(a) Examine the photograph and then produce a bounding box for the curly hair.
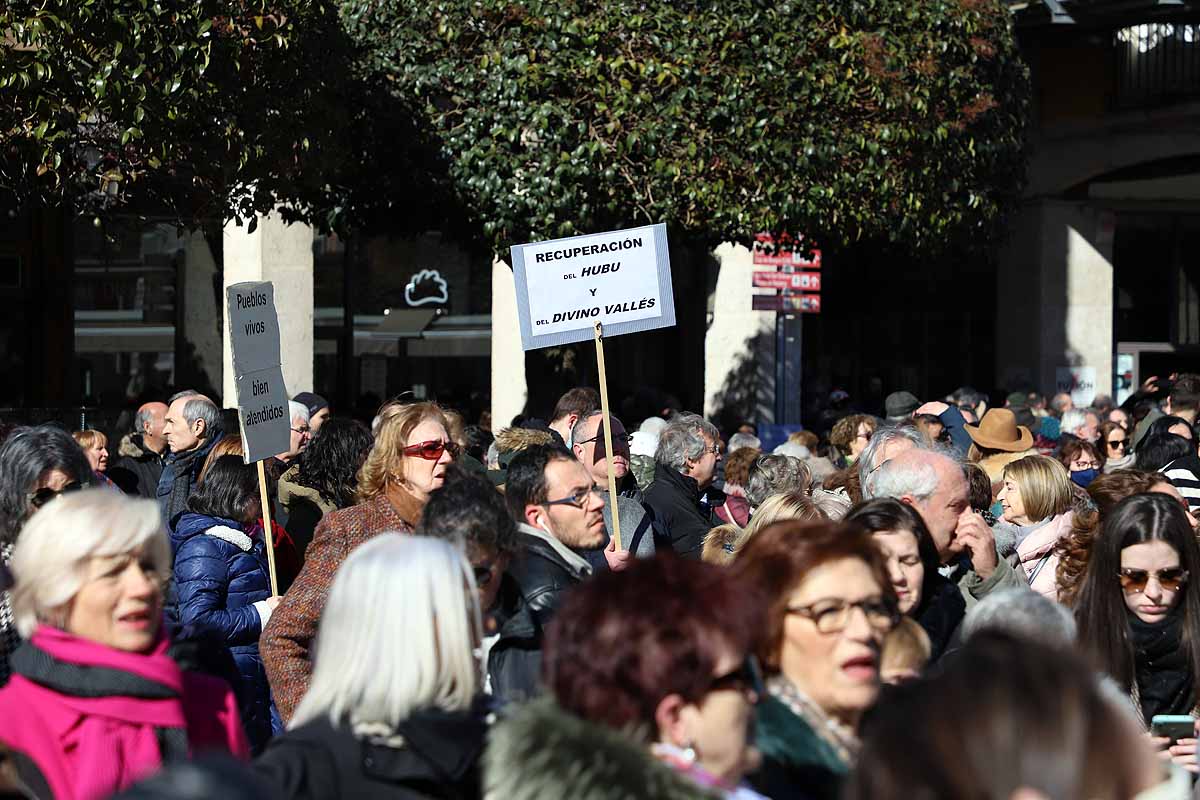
[1055,437,1102,473]
[357,402,448,502]
[296,417,374,509]
[723,446,760,489]
[1054,469,1167,607]
[830,414,876,458]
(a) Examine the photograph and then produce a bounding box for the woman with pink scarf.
[0,489,248,799]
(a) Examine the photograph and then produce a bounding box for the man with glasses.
[275,401,312,465]
[642,412,722,560]
[505,443,606,626]
[570,410,661,569]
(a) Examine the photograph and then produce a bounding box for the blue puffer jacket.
[170,511,275,753]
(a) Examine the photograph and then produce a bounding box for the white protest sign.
[227,282,290,463]
[510,223,675,350]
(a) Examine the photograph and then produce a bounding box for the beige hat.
[965,408,1033,452]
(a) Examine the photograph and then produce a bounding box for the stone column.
[995,200,1114,399]
[490,257,527,429]
[704,242,775,422]
[222,215,314,407]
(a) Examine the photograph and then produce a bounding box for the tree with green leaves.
[1,0,444,233]
[342,0,1029,255]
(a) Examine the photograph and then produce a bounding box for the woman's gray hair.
[727,432,761,453]
[291,534,481,732]
[961,587,1077,648]
[654,413,719,473]
[0,425,94,545]
[1060,408,1088,436]
[857,422,927,489]
[746,454,812,507]
[11,489,170,637]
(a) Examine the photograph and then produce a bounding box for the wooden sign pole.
[593,322,622,551]
[256,459,280,597]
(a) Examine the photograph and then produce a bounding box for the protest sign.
[510,223,675,351]
[226,281,288,595]
[511,224,678,548]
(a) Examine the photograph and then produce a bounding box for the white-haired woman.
[255,534,489,799]
[0,490,249,799]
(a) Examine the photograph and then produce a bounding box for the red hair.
[543,554,764,738]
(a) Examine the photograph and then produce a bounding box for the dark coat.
[107,433,167,499]
[641,462,717,559]
[254,702,490,800]
[752,695,846,800]
[156,434,221,532]
[506,528,589,629]
[485,574,542,705]
[170,511,274,753]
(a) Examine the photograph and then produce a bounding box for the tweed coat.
[261,487,424,721]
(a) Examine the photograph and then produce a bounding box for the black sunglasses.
[29,482,83,509]
[705,655,765,698]
[1107,439,1127,450]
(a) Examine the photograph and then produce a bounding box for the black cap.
[292,392,329,418]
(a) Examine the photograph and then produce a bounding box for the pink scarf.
[0,626,235,799]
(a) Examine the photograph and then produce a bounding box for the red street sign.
[752,294,821,313]
[752,249,822,268]
[752,271,821,291]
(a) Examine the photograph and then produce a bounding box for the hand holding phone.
[1152,715,1196,744]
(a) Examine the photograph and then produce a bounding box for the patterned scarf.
[766,674,860,765]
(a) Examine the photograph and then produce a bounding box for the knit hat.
[292,392,329,418]
[885,391,921,421]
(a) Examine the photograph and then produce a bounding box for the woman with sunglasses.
[1076,493,1200,771]
[0,425,94,683]
[1103,421,1136,473]
[487,555,768,799]
[262,401,457,723]
[731,520,900,800]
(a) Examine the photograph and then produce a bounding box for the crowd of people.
[0,376,1199,798]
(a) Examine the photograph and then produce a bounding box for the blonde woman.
[256,535,488,799]
[262,401,457,721]
[997,455,1075,599]
[71,429,110,475]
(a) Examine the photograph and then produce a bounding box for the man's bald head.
[134,401,169,454]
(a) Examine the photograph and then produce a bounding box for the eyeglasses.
[1071,461,1101,471]
[402,439,462,461]
[28,482,83,509]
[705,655,765,698]
[543,486,603,509]
[1119,567,1190,594]
[1107,439,1127,450]
[787,596,900,634]
[291,426,311,436]
[703,442,720,455]
[575,432,634,446]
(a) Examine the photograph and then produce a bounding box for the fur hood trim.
[484,697,718,800]
[494,426,555,454]
[118,433,146,459]
[204,525,253,552]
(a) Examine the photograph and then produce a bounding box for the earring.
[680,741,697,765]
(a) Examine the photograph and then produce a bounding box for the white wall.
[490,258,527,428]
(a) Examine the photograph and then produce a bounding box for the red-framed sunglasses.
[402,439,462,461]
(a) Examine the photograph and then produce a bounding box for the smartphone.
[1151,714,1196,743]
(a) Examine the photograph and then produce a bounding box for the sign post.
[512,223,676,552]
[226,281,291,596]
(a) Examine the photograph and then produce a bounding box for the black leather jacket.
[507,528,589,629]
[641,462,718,559]
[486,574,543,705]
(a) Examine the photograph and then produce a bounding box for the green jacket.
[752,695,847,800]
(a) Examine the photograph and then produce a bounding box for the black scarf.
[1129,610,1195,723]
[10,642,190,762]
[916,574,967,661]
